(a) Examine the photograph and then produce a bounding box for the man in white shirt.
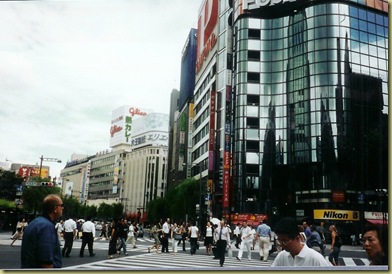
[79,217,96,257]
[236,221,252,261]
[214,220,231,267]
[161,218,170,253]
[271,217,331,267]
[62,216,77,257]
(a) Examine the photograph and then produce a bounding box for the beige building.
[121,145,168,214]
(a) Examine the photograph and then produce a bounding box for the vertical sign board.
[223,84,232,209]
[209,90,216,172]
[188,104,195,178]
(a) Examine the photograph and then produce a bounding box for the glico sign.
[243,0,295,10]
[196,0,218,74]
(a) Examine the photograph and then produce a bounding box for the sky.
[0,0,202,178]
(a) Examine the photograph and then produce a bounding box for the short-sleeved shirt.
[21,216,62,268]
[63,219,77,233]
[272,244,331,267]
[256,223,271,237]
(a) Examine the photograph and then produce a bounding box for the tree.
[0,170,23,201]
[146,178,199,223]
[22,185,61,217]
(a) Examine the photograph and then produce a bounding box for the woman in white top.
[171,223,182,255]
[204,222,214,255]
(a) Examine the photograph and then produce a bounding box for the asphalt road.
[0,231,369,270]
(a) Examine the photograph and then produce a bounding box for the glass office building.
[228,0,388,231]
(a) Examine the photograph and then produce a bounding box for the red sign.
[332,190,346,203]
[196,0,218,73]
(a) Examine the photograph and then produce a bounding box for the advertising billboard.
[179,28,197,110]
[18,166,49,181]
[196,0,219,76]
[127,112,169,149]
[109,105,150,148]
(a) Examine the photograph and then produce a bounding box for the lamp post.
[39,155,62,179]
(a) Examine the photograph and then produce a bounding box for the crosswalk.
[63,251,272,269]
[63,237,370,269]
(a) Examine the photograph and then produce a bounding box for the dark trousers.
[161,233,169,252]
[235,235,241,247]
[62,232,74,256]
[80,232,94,256]
[189,237,198,254]
[216,239,227,266]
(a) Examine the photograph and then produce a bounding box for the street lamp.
[39,155,62,179]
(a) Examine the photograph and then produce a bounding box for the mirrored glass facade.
[230,1,388,228]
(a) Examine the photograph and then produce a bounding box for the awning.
[366,219,388,225]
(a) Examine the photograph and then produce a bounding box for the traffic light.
[41,182,50,186]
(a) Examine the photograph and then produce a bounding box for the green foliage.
[146,178,199,223]
[0,198,15,208]
[22,186,62,216]
[112,203,124,220]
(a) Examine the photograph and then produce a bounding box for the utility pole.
[38,155,62,179]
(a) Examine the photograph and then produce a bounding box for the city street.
[0,231,383,270]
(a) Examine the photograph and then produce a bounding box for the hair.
[42,194,61,215]
[329,224,338,234]
[274,217,300,239]
[363,224,388,265]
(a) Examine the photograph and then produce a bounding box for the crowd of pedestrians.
[13,194,388,268]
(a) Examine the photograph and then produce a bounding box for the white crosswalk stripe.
[63,252,272,269]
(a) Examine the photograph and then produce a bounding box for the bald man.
[21,194,64,268]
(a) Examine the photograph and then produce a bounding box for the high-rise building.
[179,0,388,232]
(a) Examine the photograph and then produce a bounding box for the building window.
[248,29,261,39]
[248,50,260,61]
[247,95,260,105]
[247,72,260,83]
[246,117,259,129]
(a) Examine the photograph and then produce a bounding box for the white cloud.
[0,0,201,177]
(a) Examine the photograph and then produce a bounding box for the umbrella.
[210,218,220,225]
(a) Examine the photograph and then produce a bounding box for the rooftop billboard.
[109,106,168,149]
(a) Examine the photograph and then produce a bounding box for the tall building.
[176,0,388,232]
[227,0,388,231]
[168,29,198,190]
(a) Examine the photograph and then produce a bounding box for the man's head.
[242,221,248,227]
[220,220,225,227]
[274,217,303,256]
[42,194,63,221]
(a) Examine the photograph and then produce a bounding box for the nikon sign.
[314,209,360,221]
